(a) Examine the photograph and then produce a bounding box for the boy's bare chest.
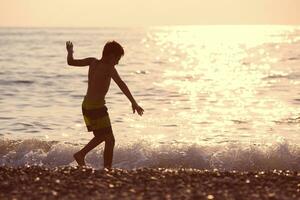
[88,67,111,84]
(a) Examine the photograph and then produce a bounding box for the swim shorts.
[82,96,112,134]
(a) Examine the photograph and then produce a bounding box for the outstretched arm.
[66,41,96,67]
[111,67,144,116]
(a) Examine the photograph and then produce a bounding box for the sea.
[0,26,299,170]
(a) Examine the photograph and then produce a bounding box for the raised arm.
[111,67,144,116]
[66,41,96,67]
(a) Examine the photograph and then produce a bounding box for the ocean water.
[0,26,300,170]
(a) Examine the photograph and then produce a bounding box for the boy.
[66,41,144,169]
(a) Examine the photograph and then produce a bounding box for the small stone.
[51,190,58,196]
[2,181,10,189]
[129,188,136,193]
[207,194,214,199]
[268,193,275,197]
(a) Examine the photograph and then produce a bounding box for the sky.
[0,0,299,27]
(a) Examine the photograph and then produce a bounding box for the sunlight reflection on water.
[0,26,300,146]
[147,26,300,145]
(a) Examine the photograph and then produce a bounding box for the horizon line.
[0,24,300,29]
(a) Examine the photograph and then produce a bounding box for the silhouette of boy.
[66,41,144,169]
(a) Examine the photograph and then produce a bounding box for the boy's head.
[102,41,124,66]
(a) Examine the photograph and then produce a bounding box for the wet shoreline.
[0,166,299,199]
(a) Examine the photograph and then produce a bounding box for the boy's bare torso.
[86,60,112,101]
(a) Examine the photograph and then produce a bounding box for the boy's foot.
[73,152,86,166]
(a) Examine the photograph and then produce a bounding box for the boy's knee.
[94,135,103,142]
[93,132,105,141]
[93,130,106,139]
[105,134,115,146]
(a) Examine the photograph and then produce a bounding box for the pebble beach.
[0,166,299,200]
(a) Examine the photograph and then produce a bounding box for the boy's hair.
[102,41,124,58]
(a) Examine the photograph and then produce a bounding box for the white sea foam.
[0,139,299,171]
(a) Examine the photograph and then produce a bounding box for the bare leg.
[74,132,106,166]
[103,133,115,169]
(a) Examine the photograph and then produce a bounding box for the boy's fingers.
[138,109,143,116]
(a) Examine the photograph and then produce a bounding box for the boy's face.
[108,54,121,66]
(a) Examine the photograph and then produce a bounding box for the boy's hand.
[66,41,74,53]
[132,103,144,116]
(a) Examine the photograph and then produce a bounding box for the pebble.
[0,166,299,199]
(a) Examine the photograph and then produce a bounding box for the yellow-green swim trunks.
[82,96,112,134]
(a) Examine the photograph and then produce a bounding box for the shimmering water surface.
[0,26,300,169]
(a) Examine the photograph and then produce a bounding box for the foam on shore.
[1,138,299,170]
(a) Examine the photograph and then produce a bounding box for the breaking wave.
[0,138,299,171]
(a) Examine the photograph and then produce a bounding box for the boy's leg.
[74,131,106,166]
[103,133,115,169]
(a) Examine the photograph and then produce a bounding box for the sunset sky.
[0,0,299,27]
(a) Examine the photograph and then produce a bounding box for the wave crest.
[0,138,299,170]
